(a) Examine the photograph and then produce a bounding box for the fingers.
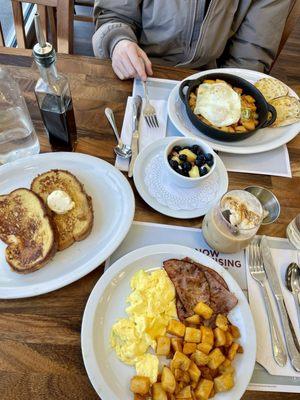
[138,49,153,77]
[127,46,148,81]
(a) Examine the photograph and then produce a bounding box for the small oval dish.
[164,137,216,188]
[178,72,277,142]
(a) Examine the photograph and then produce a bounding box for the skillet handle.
[261,103,277,128]
[179,80,193,102]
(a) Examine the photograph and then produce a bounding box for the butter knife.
[261,235,300,371]
[128,96,142,178]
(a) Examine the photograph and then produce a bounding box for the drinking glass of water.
[287,214,300,251]
[0,68,40,164]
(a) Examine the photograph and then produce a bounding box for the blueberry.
[182,161,192,171]
[173,145,182,153]
[179,154,187,162]
[169,160,178,169]
[183,145,192,150]
[195,154,206,167]
[200,166,208,176]
[181,170,190,177]
[206,159,214,167]
[196,147,204,156]
[205,153,213,162]
[167,154,172,161]
[191,145,200,154]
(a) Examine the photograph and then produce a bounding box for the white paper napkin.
[246,246,300,377]
[220,145,292,178]
[115,96,168,171]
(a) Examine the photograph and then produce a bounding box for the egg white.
[194,82,241,127]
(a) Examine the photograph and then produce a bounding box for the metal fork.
[248,239,287,367]
[142,81,159,128]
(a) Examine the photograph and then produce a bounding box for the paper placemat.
[105,221,300,393]
[131,78,292,178]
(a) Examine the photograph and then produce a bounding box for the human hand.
[112,40,153,81]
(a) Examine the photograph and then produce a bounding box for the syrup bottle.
[33,13,77,151]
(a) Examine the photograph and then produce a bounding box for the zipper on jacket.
[177,0,217,66]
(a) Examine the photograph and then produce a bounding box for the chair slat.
[0,22,4,47]
[11,0,27,48]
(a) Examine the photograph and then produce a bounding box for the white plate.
[133,137,228,218]
[168,67,300,154]
[81,244,256,400]
[0,152,135,299]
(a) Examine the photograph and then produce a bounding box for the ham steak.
[163,258,238,322]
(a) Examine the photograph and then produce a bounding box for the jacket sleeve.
[221,0,291,72]
[92,0,142,59]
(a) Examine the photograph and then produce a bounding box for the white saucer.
[133,137,228,218]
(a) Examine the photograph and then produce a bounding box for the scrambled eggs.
[110,269,176,383]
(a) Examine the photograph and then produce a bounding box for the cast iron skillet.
[178,73,277,142]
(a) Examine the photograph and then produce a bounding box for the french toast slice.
[31,170,93,250]
[0,188,57,273]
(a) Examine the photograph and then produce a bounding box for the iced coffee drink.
[202,190,263,253]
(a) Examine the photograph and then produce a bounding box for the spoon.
[105,108,132,159]
[285,262,300,328]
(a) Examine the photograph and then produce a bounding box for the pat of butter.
[47,190,74,214]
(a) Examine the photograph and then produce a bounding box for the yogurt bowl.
[164,137,216,188]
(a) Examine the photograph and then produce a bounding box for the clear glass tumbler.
[202,189,263,253]
[0,68,40,164]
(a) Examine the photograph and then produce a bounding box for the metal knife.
[128,95,142,178]
[261,235,300,371]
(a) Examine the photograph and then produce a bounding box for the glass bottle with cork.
[33,13,77,151]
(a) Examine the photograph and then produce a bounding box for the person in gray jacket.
[92,0,291,81]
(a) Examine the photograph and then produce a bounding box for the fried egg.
[194,82,241,127]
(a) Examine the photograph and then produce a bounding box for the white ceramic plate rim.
[167,67,300,154]
[0,152,135,298]
[81,244,256,400]
[133,137,228,218]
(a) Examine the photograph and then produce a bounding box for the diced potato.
[191,350,209,367]
[161,366,176,394]
[171,338,183,353]
[191,380,198,390]
[237,344,244,354]
[244,94,256,103]
[193,302,213,320]
[218,359,235,375]
[174,369,190,384]
[215,314,229,331]
[229,325,241,339]
[214,373,234,393]
[185,327,201,343]
[172,351,191,371]
[207,348,225,370]
[175,382,185,395]
[152,382,168,400]
[196,343,212,355]
[130,376,150,395]
[235,125,247,132]
[214,327,226,347]
[176,385,192,399]
[183,342,197,355]
[167,320,186,337]
[179,149,197,162]
[156,336,171,356]
[227,342,239,361]
[194,378,214,400]
[208,387,215,399]
[134,394,145,400]
[225,331,233,347]
[185,315,201,324]
[242,120,255,131]
[188,361,201,383]
[200,326,214,346]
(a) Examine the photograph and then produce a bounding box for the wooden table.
[0,48,299,400]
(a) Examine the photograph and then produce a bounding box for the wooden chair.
[74,0,93,23]
[0,22,4,46]
[11,0,73,53]
[271,0,300,70]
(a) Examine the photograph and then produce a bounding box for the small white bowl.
[164,137,216,188]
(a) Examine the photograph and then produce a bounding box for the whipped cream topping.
[221,195,261,230]
[47,190,74,214]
